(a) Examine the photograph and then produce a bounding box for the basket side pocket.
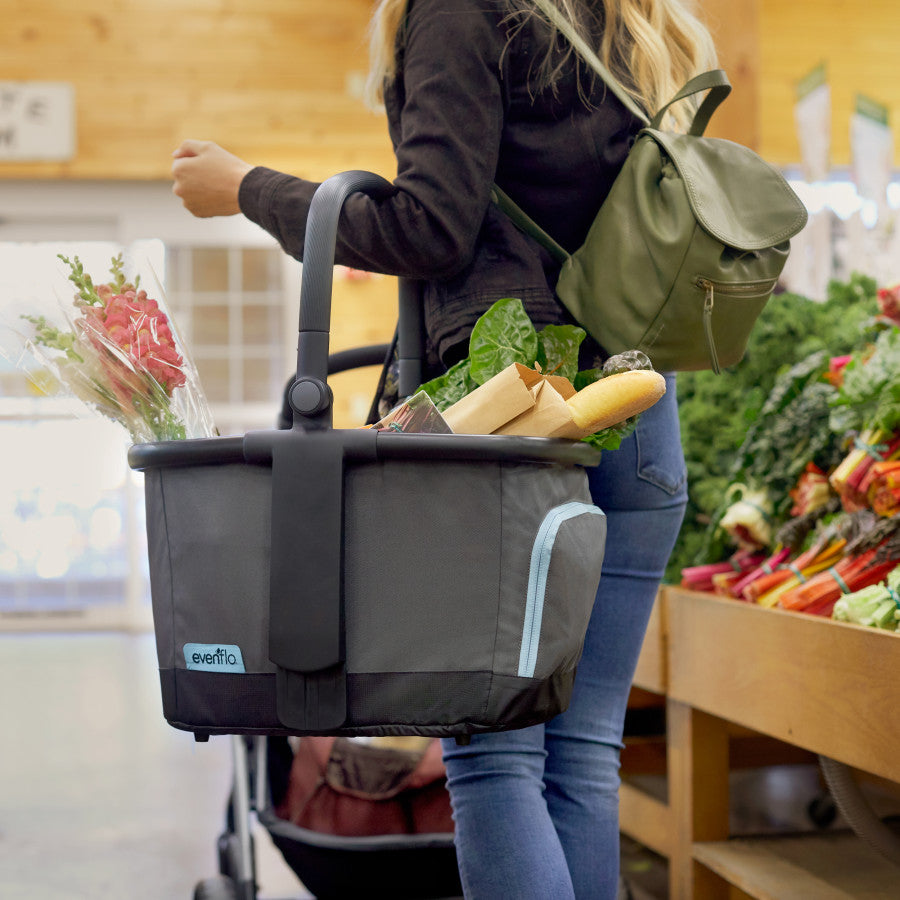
[517,502,606,678]
[493,466,605,680]
[160,465,274,675]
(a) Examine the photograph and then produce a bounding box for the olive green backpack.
[493,3,808,373]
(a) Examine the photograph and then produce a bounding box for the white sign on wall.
[0,82,76,162]
[794,63,830,183]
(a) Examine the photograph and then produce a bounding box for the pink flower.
[29,252,206,442]
[824,354,852,388]
[81,285,186,396]
[146,344,187,391]
[877,285,900,325]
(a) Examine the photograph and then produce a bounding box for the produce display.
[680,281,900,632]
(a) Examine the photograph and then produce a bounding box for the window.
[0,183,298,630]
[165,245,294,435]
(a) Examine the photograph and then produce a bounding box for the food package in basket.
[442,361,666,440]
[5,249,216,443]
[416,297,666,443]
[373,390,453,434]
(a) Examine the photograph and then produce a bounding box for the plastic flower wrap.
[15,252,215,443]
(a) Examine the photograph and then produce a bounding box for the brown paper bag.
[441,363,538,435]
[442,363,591,439]
[494,374,586,440]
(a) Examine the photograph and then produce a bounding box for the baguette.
[566,369,666,433]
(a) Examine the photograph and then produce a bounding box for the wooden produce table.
[620,586,900,899]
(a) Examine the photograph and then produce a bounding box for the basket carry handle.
[271,170,396,732]
[290,170,399,431]
[269,429,352,732]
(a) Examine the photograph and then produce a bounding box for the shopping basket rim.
[127,428,602,471]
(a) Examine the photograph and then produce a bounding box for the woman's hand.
[171,140,254,217]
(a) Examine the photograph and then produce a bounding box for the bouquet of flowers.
[16,252,215,443]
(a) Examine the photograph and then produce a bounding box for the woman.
[172,2,714,896]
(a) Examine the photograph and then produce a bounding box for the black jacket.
[239,0,639,367]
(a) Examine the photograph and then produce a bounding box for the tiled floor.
[0,632,305,900]
[4,632,897,900]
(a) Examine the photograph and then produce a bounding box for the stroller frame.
[197,733,462,900]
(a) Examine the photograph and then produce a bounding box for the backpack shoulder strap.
[649,69,732,136]
[530,0,732,137]
[490,184,570,264]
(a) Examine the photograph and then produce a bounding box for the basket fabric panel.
[343,459,503,675]
[146,464,275,675]
[143,453,605,736]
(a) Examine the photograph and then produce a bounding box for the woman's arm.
[171,140,253,217]
[171,0,508,280]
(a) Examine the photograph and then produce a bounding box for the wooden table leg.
[667,699,731,900]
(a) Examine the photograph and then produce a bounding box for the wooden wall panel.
[0,0,395,181]
[699,0,761,151]
[0,1,896,174]
[760,0,900,166]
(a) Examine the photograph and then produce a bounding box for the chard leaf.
[418,359,476,411]
[537,324,585,382]
[581,418,638,451]
[830,328,900,433]
[574,368,602,391]
[871,379,900,434]
[468,298,539,385]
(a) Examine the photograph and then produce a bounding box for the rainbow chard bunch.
[709,352,847,555]
[828,327,900,510]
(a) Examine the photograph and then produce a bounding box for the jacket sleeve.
[238,0,507,280]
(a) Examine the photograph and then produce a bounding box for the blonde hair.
[366,0,717,130]
[366,0,409,107]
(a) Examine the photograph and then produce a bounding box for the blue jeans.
[441,374,687,899]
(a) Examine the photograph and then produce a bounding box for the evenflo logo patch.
[183,643,246,673]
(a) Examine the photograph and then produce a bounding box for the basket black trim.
[158,667,575,739]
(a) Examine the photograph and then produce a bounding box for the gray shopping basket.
[128,171,607,741]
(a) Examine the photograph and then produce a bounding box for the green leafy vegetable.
[417,358,477,411]
[829,327,900,436]
[416,297,640,450]
[469,298,540,385]
[419,297,585,409]
[536,323,586,382]
[581,419,635,451]
[737,374,843,508]
[573,368,602,391]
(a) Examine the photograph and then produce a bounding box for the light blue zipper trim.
[518,501,605,678]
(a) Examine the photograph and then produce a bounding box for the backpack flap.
[648,129,809,251]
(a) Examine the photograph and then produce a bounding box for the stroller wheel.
[193,875,241,900]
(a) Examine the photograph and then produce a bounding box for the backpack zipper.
[694,276,778,374]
